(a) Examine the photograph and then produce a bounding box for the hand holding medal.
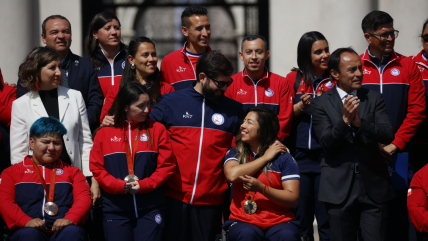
[239,175,265,215]
[123,123,142,194]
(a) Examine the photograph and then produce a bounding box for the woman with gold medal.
[0,117,91,240]
[90,82,175,241]
[223,107,301,241]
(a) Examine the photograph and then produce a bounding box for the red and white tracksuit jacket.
[411,50,428,144]
[407,163,428,232]
[160,42,211,91]
[0,156,91,230]
[225,68,293,142]
[360,48,426,150]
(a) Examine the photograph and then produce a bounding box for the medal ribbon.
[32,160,57,202]
[247,153,255,200]
[124,122,142,176]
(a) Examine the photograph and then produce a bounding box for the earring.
[131,64,135,70]
[35,78,40,89]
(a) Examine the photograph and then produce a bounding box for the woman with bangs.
[90,82,175,241]
[223,107,300,241]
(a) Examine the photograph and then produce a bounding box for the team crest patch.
[56,169,64,175]
[155,214,162,224]
[407,188,412,197]
[140,134,148,141]
[226,150,230,155]
[212,113,224,125]
[265,89,274,97]
[122,61,126,69]
[391,68,400,76]
[325,81,333,88]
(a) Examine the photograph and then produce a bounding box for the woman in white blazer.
[10,47,99,198]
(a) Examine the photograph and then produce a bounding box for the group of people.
[1,5,428,241]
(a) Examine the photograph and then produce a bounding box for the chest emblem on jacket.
[212,113,225,125]
[237,89,247,95]
[363,69,371,75]
[56,168,64,175]
[176,66,186,73]
[418,66,425,72]
[140,134,148,141]
[24,168,34,174]
[122,61,125,69]
[111,136,121,142]
[265,89,274,97]
[325,81,333,88]
[391,68,400,76]
[183,112,193,118]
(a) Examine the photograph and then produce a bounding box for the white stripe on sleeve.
[224,158,238,166]
[281,174,300,181]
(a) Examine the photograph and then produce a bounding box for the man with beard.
[225,35,293,142]
[149,50,244,241]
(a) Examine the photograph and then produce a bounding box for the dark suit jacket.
[17,51,104,130]
[311,87,396,204]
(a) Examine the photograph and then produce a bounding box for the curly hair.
[19,47,59,92]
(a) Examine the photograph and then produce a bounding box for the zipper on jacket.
[364,58,396,94]
[190,98,205,204]
[184,53,197,80]
[127,121,139,218]
[101,50,121,86]
[308,117,312,150]
[42,166,46,222]
[254,84,258,106]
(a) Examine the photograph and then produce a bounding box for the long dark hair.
[120,37,163,105]
[84,12,125,69]
[292,31,329,85]
[111,82,152,146]
[235,107,280,182]
[421,19,428,36]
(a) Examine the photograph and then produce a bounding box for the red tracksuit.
[160,42,211,91]
[407,163,428,232]
[360,49,426,150]
[225,68,293,142]
[0,156,91,231]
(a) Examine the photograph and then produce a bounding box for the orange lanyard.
[124,123,142,175]
[248,154,255,199]
[32,161,57,202]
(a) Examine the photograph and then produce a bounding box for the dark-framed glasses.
[205,73,233,88]
[421,34,428,42]
[370,30,399,39]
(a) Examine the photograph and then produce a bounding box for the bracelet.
[298,101,305,112]
[262,185,268,194]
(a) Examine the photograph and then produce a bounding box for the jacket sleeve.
[0,167,33,230]
[393,59,426,150]
[10,100,29,165]
[85,65,104,130]
[356,93,395,144]
[311,97,355,152]
[0,86,16,127]
[64,168,91,226]
[277,78,293,141]
[138,124,176,193]
[407,167,428,232]
[149,95,169,125]
[100,84,118,125]
[75,91,93,177]
[90,130,126,194]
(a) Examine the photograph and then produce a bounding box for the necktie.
[61,58,70,88]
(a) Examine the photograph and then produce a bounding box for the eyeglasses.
[369,30,399,40]
[421,34,428,42]
[205,73,233,88]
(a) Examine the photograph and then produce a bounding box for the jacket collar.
[241,67,270,82]
[361,47,400,62]
[180,41,212,55]
[412,50,428,69]
[30,86,69,122]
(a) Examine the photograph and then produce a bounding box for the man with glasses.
[225,35,293,142]
[150,51,244,241]
[360,10,426,241]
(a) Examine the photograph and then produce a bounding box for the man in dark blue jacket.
[16,15,103,131]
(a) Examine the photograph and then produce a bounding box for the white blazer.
[10,86,93,176]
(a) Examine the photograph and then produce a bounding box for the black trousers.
[293,172,330,241]
[162,196,223,241]
[325,173,389,241]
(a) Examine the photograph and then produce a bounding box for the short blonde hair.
[19,47,59,91]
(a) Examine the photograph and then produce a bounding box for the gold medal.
[124,174,139,183]
[243,199,257,214]
[44,202,58,216]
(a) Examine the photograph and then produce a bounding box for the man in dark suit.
[16,15,103,131]
[311,47,396,241]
